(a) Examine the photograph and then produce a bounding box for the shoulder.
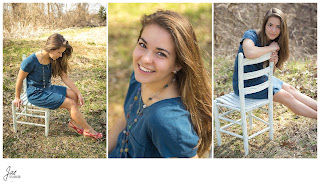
[241,29,259,45]
[125,72,140,98]
[21,53,36,72]
[148,99,192,132]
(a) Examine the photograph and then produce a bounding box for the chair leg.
[269,103,273,140]
[241,112,249,155]
[12,101,17,133]
[248,111,253,130]
[45,109,50,137]
[214,100,222,146]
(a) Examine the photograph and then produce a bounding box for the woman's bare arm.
[242,39,279,59]
[13,69,29,109]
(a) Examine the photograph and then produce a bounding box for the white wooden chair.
[214,52,274,155]
[12,55,50,137]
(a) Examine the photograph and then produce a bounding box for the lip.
[269,33,278,37]
[138,64,155,74]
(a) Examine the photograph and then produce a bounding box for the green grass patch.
[3,27,106,158]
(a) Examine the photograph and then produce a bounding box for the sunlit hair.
[138,10,212,157]
[44,33,73,77]
[258,8,289,69]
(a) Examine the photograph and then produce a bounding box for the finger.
[80,98,84,106]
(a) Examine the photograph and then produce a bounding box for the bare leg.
[282,83,317,111]
[65,89,82,129]
[59,97,98,135]
[273,89,317,119]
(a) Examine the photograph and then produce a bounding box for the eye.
[139,42,146,48]
[157,52,167,58]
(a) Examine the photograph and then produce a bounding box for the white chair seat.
[216,92,269,112]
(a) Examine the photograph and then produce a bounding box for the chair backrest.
[237,52,274,105]
[22,54,27,93]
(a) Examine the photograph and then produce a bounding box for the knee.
[284,84,298,94]
[67,89,78,101]
[275,91,296,105]
[287,84,297,92]
[69,99,78,108]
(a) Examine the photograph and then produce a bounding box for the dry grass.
[3,27,106,158]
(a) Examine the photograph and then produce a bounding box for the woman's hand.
[269,41,280,52]
[269,51,279,65]
[77,93,84,106]
[13,97,23,109]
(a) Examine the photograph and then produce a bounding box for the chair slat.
[243,66,271,80]
[244,80,269,95]
[243,52,272,66]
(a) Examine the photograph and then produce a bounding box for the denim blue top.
[109,73,199,158]
[21,53,52,89]
[232,30,283,99]
[20,53,66,110]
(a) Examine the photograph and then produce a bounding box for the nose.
[141,51,153,64]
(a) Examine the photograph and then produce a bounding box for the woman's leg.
[282,83,317,111]
[273,89,317,119]
[66,88,81,128]
[59,97,98,135]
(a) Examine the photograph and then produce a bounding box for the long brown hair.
[44,33,73,77]
[258,8,289,69]
[139,10,212,157]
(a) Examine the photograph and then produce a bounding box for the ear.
[174,65,182,73]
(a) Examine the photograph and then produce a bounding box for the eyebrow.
[139,37,171,55]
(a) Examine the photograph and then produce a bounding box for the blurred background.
[214,3,317,158]
[108,3,212,132]
[3,3,106,158]
[3,3,106,39]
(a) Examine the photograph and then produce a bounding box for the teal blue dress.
[20,53,66,110]
[232,29,283,99]
[109,73,199,158]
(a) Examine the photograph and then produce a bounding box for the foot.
[68,120,84,135]
[83,129,103,140]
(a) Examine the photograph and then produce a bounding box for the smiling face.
[265,16,281,41]
[133,24,180,87]
[49,47,66,60]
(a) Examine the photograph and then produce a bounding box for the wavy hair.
[44,33,73,77]
[139,10,212,157]
[258,8,289,69]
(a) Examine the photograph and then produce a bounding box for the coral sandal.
[68,121,84,135]
[83,131,103,140]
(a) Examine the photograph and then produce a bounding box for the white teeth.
[139,65,152,73]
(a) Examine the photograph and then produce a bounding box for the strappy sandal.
[83,131,103,140]
[68,121,84,135]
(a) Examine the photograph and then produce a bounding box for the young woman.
[233,8,317,119]
[13,33,103,139]
[108,10,212,158]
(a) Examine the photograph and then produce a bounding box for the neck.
[142,74,174,93]
[41,50,50,61]
[141,75,179,106]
